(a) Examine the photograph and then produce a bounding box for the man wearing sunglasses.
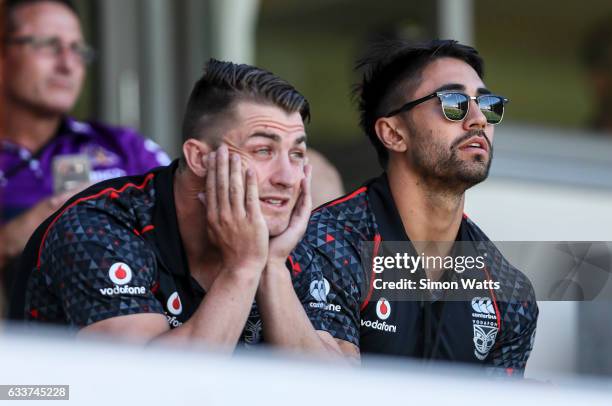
[0,0,169,300]
[291,39,538,375]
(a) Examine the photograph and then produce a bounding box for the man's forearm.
[256,261,340,355]
[0,197,62,264]
[154,269,260,350]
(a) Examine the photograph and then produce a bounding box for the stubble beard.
[409,125,493,194]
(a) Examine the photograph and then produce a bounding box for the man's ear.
[374,117,408,153]
[182,139,211,177]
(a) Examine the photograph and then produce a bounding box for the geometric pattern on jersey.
[291,173,538,376]
[292,186,374,346]
[15,161,328,346]
[26,175,161,327]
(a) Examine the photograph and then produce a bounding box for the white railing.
[0,328,611,405]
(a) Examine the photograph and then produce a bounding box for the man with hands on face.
[9,59,340,355]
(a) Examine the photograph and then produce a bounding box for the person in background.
[0,0,5,320]
[0,0,170,301]
[306,149,344,207]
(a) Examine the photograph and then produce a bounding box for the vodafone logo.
[167,292,182,315]
[362,298,397,333]
[100,263,145,297]
[376,297,391,320]
[108,263,132,285]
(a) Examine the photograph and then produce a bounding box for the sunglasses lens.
[478,95,505,124]
[440,93,469,121]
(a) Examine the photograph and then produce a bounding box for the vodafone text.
[360,319,397,333]
[99,285,146,296]
[166,315,182,328]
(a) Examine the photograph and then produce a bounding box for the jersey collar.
[366,172,471,242]
[0,116,91,155]
[150,159,190,277]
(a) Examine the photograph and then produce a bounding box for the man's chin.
[456,166,490,187]
[38,101,75,116]
[40,91,79,113]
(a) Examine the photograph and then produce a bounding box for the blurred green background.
[255,0,611,146]
[68,0,612,189]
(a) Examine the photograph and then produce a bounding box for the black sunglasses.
[385,92,509,125]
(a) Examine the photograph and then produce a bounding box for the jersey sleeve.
[29,203,165,327]
[487,282,539,377]
[286,247,328,332]
[290,229,364,348]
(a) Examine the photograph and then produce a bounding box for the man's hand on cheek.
[199,145,270,278]
[267,164,312,268]
[226,143,252,168]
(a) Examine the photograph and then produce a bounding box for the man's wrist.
[261,260,291,287]
[256,261,292,303]
[220,263,264,287]
[266,257,289,270]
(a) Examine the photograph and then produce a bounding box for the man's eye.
[35,37,60,49]
[254,148,272,156]
[290,151,305,159]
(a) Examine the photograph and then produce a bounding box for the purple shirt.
[0,117,171,224]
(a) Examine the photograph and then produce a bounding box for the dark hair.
[4,0,79,36]
[354,39,484,168]
[181,58,310,148]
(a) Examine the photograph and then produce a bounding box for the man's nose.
[463,98,487,130]
[55,45,82,72]
[269,155,303,189]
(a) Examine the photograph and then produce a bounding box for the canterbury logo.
[471,297,495,315]
[310,278,330,302]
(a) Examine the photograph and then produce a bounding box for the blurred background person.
[306,149,344,207]
[582,16,612,134]
[0,0,169,307]
[0,0,5,322]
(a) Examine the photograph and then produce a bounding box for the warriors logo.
[244,319,263,346]
[473,325,497,360]
[471,296,499,360]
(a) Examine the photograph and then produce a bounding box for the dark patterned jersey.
[290,173,538,376]
[9,160,327,346]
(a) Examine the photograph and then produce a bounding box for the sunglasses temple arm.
[384,93,438,118]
